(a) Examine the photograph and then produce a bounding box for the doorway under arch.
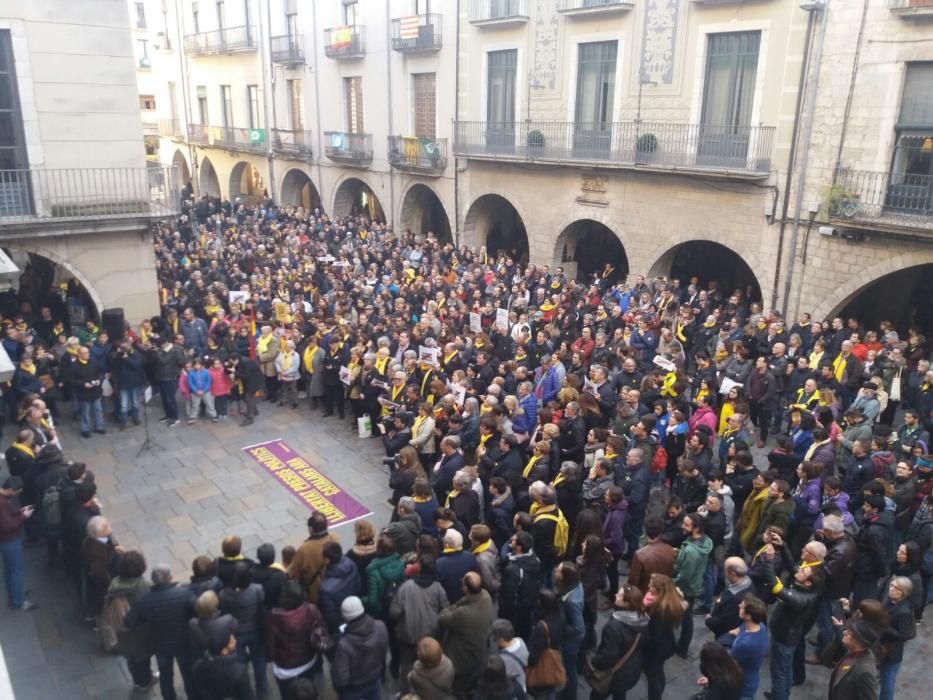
[333,177,385,222]
[649,240,762,302]
[171,149,191,187]
[400,184,452,242]
[280,169,322,211]
[831,263,933,337]
[229,161,266,203]
[462,194,529,264]
[1,248,102,329]
[199,156,221,197]
[556,220,628,284]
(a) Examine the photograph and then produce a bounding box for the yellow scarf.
[472,540,492,555]
[19,361,36,375]
[523,455,540,480]
[420,370,434,396]
[12,442,35,459]
[413,494,433,504]
[302,344,320,373]
[391,384,405,402]
[444,351,458,366]
[281,350,295,371]
[375,356,389,375]
[604,451,618,461]
[257,334,274,355]
[413,414,427,435]
[551,473,566,488]
[442,547,461,555]
[78,358,88,365]
[140,326,151,345]
[832,353,847,383]
[480,433,492,445]
[809,349,824,369]
[67,346,79,357]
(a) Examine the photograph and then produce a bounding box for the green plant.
[636,133,657,153]
[528,129,545,148]
[825,183,858,216]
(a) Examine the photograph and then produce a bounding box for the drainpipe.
[771,5,816,310]
[311,0,325,207]
[262,0,278,201]
[174,0,197,195]
[454,0,461,246]
[385,1,396,229]
[781,0,829,319]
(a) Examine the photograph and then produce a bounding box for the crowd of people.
[1,192,932,700]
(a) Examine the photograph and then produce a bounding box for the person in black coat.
[191,624,255,700]
[705,557,753,639]
[432,437,465,503]
[879,577,916,698]
[589,584,649,699]
[231,354,263,425]
[322,336,347,419]
[250,543,286,610]
[499,531,541,640]
[218,562,267,699]
[125,565,198,700]
[70,345,105,437]
[111,339,146,428]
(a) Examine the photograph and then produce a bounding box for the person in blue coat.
[725,595,769,700]
[435,530,476,604]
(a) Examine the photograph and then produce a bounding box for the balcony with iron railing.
[0,167,180,227]
[889,0,933,18]
[557,0,635,17]
[184,25,258,55]
[828,166,933,232]
[452,120,774,177]
[388,136,447,175]
[324,132,372,167]
[469,0,530,27]
[272,128,314,158]
[158,118,183,139]
[391,14,442,52]
[188,123,210,144]
[323,26,365,59]
[271,34,304,65]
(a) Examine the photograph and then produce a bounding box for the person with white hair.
[82,516,120,650]
[275,338,300,408]
[435,529,477,604]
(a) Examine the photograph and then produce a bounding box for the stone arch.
[279,168,322,210]
[171,149,191,186]
[199,156,221,197]
[461,193,530,264]
[399,183,452,242]
[552,217,629,283]
[647,239,763,302]
[811,252,933,330]
[332,176,385,221]
[2,245,104,318]
[228,161,265,203]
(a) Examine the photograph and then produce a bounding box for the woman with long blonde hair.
[642,573,685,700]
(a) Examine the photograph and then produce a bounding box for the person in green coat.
[673,513,713,657]
[365,533,405,620]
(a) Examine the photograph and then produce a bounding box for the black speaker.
[101,307,125,342]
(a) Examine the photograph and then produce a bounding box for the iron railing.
[323,26,365,59]
[557,0,635,12]
[272,128,314,158]
[271,34,304,64]
[0,167,180,223]
[453,120,774,174]
[158,118,183,138]
[889,0,933,10]
[469,0,529,23]
[391,14,443,52]
[183,25,257,55]
[388,136,448,172]
[324,131,373,164]
[829,166,933,228]
[187,123,210,144]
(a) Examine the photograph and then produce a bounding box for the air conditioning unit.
[818,226,835,237]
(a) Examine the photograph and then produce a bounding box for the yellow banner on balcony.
[330,26,352,49]
[211,127,225,144]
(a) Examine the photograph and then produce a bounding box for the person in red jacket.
[0,476,38,610]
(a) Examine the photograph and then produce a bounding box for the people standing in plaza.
[0,476,38,611]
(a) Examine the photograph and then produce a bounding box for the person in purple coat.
[602,486,628,595]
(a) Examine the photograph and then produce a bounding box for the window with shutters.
[221,85,233,127]
[343,0,359,25]
[345,76,364,133]
[287,79,304,130]
[412,73,436,138]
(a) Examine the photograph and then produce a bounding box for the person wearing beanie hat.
[827,619,879,700]
[331,594,389,699]
[852,494,894,606]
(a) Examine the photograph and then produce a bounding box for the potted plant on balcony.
[826,183,860,219]
[527,129,545,150]
[636,133,658,162]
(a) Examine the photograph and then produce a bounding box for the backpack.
[42,481,64,533]
[381,576,402,617]
[535,510,569,558]
[650,445,668,474]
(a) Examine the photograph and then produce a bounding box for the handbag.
[584,632,641,696]
[527,622,567,689]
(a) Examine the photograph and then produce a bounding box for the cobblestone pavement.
[0,401,929,699]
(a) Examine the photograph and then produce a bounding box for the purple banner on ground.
[242,439,371,527]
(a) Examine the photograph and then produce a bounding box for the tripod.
[136,385,162,457]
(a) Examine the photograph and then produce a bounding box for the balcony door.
[288,79,304,131]
[486,49,517,152]
[574,41,617,159]
[888,63,933,215]
[490,0,520,18]
[345,76,364,134]
[699,31,760,167]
